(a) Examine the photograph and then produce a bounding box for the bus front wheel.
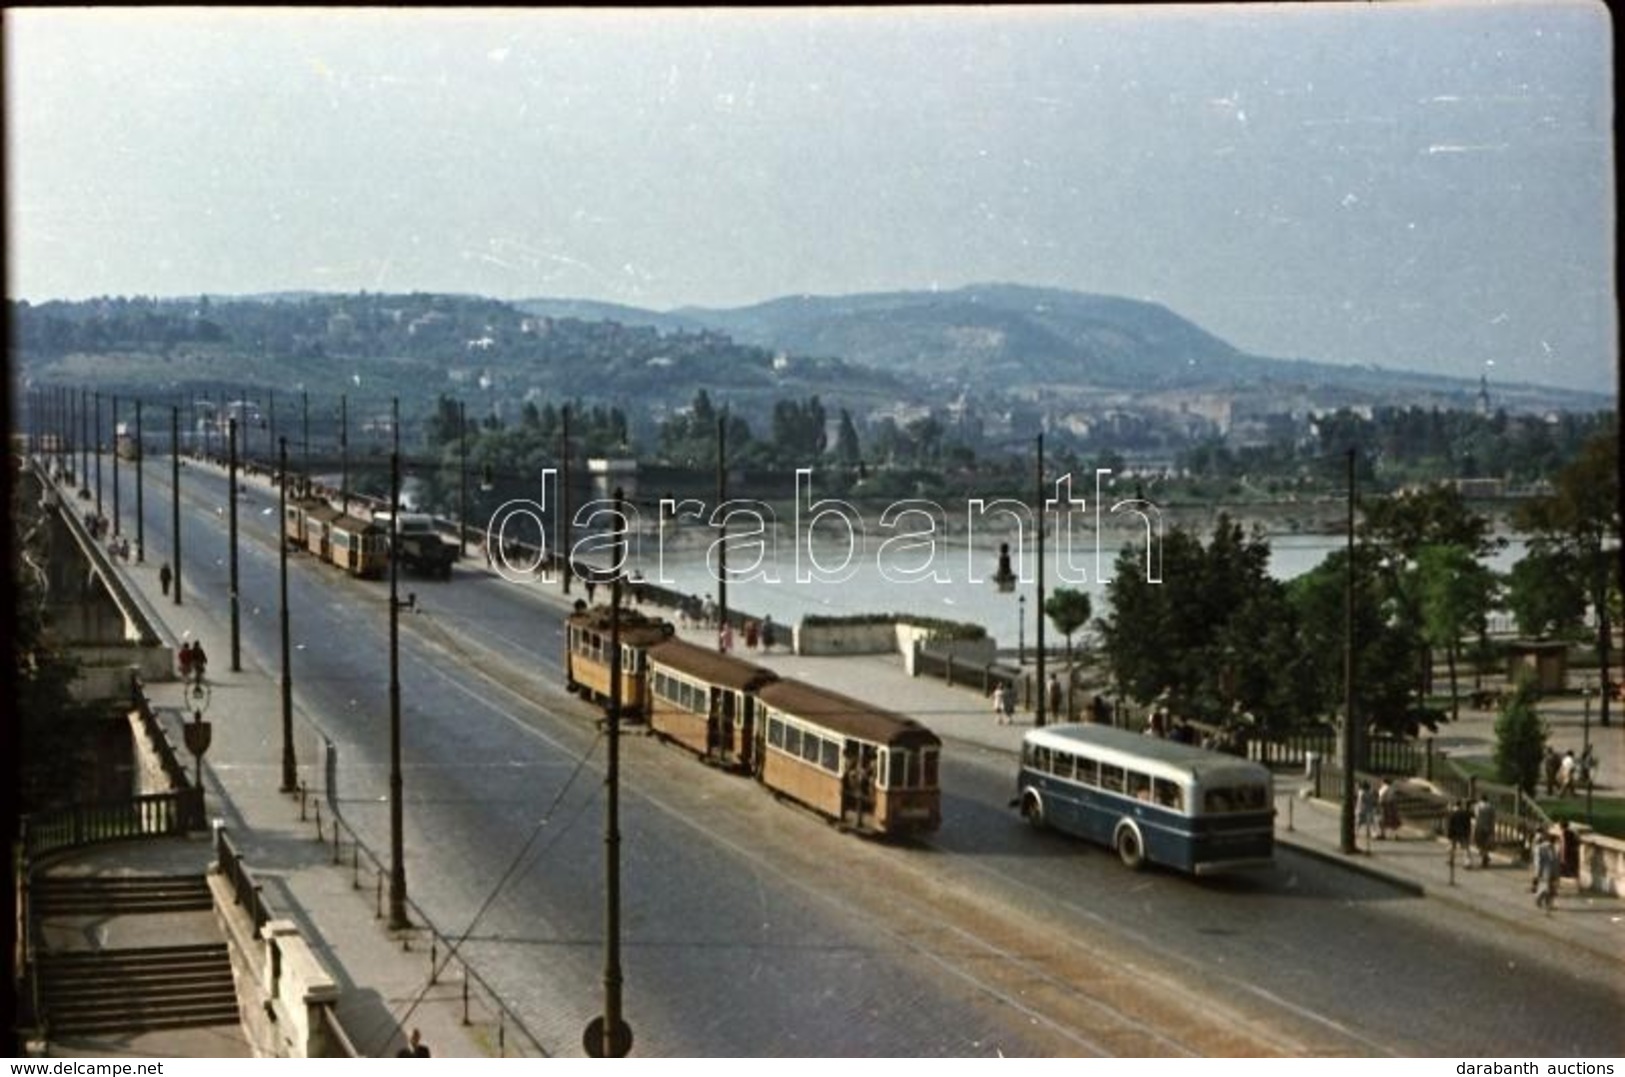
[1115,825,1145,871]
[1023,794,1046,831]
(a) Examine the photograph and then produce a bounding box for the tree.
[1415,544,1495,723]
[834,408,862,468]
[1494,677,1547,796]
[1514,430,1620,725]
[1044,588,1092,668]
[1099,515,1304,728]
[1506,549,1587,640]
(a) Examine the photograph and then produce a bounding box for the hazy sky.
[4,5,1616,393]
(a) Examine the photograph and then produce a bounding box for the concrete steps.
[38,943,240,1036]
[33,874,214,916]
[32,875,240,1036]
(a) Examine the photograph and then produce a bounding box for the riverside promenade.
[42,459,1621,1055]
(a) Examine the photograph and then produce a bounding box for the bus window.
[1034,747,1051,774]
[785,725,803,757]
[1052,752,1075,780]
[1126,772,1151,801]
[1203,789,1235,813]
[1101,764,1125,793]
[1077,757,1099,787]
[1234,783,1268,811]
[1153,778,1184,811]
[923,749,939,788]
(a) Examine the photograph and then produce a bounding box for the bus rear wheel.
[1115,826,1145,871]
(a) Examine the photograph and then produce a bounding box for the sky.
[3,4,1617,394]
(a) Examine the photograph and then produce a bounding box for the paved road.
[90,451,1625,1056]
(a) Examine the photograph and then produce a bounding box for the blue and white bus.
[1014,725,1274,874]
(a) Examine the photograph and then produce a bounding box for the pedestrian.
[159,561,173,596]
[1532,831,1560,913]
[718,620,734,654]
[1471,793,1496,868]
[1377,777,1399,840]
[1557,819,1580,892]
[1355,780,1376,847]
[1543,746,1562,796]
[702,594,718,628]
[1446,799,1472,867]
[744,619,759,652]
[993,682,1014,725]
[1557,749,1578,797]
[191,640,208,685]
[395,1028,431,1057]
[761,614,775,652]
[584,577,597,606]
[1044,674,1062,721]
[177,640,194,683]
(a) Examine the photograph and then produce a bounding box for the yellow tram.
[645,636,778,772]
[563,604,674,717]
[755,679,942,836]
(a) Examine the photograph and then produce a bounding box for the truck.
[372,510,457,580]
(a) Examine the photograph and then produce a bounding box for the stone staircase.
[33,875,241,1036]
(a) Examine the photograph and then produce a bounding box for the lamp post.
[1018,593,1027,666]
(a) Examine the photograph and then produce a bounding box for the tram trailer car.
[564,604,674,718]
[645,637,778,771]
[755,680,942,837]
[284,498,390,579]
[1015,724,1274,875]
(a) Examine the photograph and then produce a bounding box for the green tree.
[1514,430,1620,726]
[1043,588,1092,667]
[834,408,862,468]
[1286,544,1427,736]
[1494,677,1547,796]
[1506,549,1587,640]
[1099,516,1303,727]
[1416,543,1496,723]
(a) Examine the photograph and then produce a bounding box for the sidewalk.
[71,462,527,1058]
[659,619,1624,965]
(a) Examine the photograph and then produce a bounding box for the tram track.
[134,458,1395,1054]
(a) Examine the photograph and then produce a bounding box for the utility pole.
[592,487,632,1058]
[717,411,728,649]
[388,397,409,930]
[111,395,121,536]
[279,437,297,792]
[340,393,350,518]
[135,400,144,562]
[560,405,572,594]
[94,391,103,519]
[458,400,469,557]
[1341,447,1358,855]
[171,406,183,606]
[229,418,241,672]
[1035,432,1047,728]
